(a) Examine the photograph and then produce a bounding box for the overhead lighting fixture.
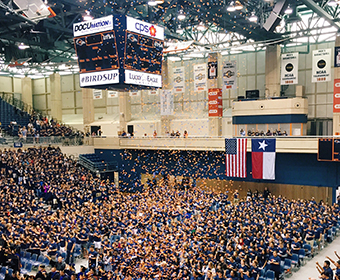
[234,1,243,10]
[176,25,183,34]
[178,9,186,20]
[18,43,30,50]
[155,0,164,3]
[249,12,258,22]
[148,0,157,6]
[285,5,293,14]
[328,0,340,6]
[227,1,236,12]
[196,22,206,31]
[83,10,93,21]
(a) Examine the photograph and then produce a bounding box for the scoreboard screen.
[318,138,340,161]
[73,15,164,89]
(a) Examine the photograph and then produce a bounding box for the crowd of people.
[0,147,339,280]
[5,113,82,139]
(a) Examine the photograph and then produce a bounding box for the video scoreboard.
[73,15,164,89]
[318,138,340,161]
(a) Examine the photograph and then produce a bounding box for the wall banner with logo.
[173,67,185,93]
[149,89,159,96]
[334,79,340,113]
[108,91,118,98]
[194,64,207,92]
[281,53,298,85]
[335,47,340,68]
[161,90,174,116]
[208,62,218,79]
[129,90,140,97]
[93,90,103,100]
[208,88,223,117]
[312,49,331,83]
[222,61,237,90]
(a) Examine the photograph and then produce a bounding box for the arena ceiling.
[0,0,339,74]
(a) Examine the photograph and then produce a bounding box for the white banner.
[125,70,162,87]
[130,90,140,97]
[80,69,119,87]
[107,91,118,98]
[73,15,113,37]
[173,67,185,93]
[160,90,174,116]
[126,16,164,40]
[194,64,207,92]
[93,90,103,100]
[149,89,159,95]
[312,49,332,83]
[281,53,298,85]
[222,61,237,90]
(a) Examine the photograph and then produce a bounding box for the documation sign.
[73,15,164,89]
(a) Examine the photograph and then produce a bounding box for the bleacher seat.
[21,262,32,275]
[0,267,6,280]
[303,244,312,259]
[265,270,275,280]
[290,254,299,270]
[283,259,292,276]
[32,255,44,267]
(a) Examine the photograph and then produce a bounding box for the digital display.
[73,15,164,89]
[74,31,119,74]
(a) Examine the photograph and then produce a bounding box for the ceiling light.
[234,1,243,10]
[178,9,186,20]
[148,0,157,6]
[249,12,258,22]
[196,22,206,31]
[227,1,236,12]
[155,0,164,3]
[285,5,293,14]
[83,10,93,21]
[176,25,183,34]
[18,43,30,50]
[328,0,340,6]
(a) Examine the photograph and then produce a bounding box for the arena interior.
[1,0,340,280]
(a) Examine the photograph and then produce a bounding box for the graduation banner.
[281,53,298,85]
[160,89,174,116]
[173,67,185,93]
[93,90,103,100]
[312,49,331,83]
[194,64,207,92]
[223,61,237,90]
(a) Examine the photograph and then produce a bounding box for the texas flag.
[251,139,276,180]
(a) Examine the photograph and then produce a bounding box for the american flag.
[225,138,247,178]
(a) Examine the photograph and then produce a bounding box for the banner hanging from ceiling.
[222,61,237,90]
[173,67,185,93]
[93,90,103,100]
[194,64,207,92]
[107,91,118,98]
[160,89,174,116]
[281,52,298,85]
[312,49,331,83]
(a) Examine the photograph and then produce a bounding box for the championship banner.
[312,49,331,83]
[149,89,159,95]
[334,79,340,113]
[335,47,340,68]
[223,61,237,90]
[107,91,118,98]
[129,90,140,97]
[281,53,298,85]
[208,88,223,117]
[160,89,174,116]
[93,90,103,100]
[173,67,185,93]
[194,64,207,92]
[208,62,218,79]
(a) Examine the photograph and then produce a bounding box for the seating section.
[0,97,30,134]
[79,153,118,173]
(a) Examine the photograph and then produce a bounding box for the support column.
[50,73,62,122]
[82,88,95,128]
[334,36,340,135]
[21,77,33,108]
[118,90,131,132]
[208,53,223,137]
[160,59,174,135]
[265,44,281,98]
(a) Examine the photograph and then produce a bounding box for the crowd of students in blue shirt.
[0,147,339,280]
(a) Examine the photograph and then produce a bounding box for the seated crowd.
[5,113,82,138]
[0,147,339,280]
